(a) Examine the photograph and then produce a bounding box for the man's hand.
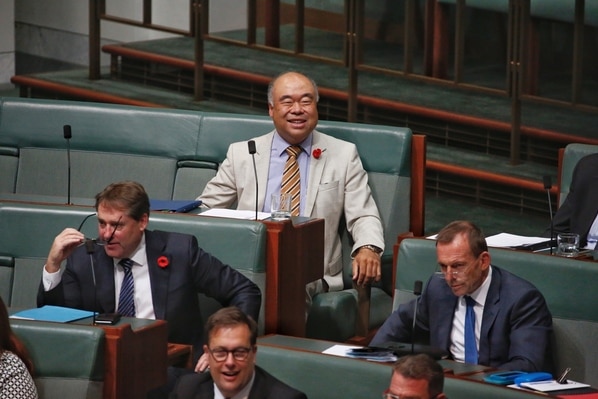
[45,228,85,273]
[352,247,382,286]
[194,352,209,373]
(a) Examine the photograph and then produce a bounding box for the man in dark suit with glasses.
[173,306,306,399]
[371,220,552,372]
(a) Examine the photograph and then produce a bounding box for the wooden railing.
[88,0,598,164]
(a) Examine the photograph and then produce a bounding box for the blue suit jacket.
[173,365,307,399]
[371,266,552,371]
[38,229,262,358]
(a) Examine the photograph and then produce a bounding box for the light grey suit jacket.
[199,130,384,290]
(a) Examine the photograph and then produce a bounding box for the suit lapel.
[479,267,501,363]
[95,250,116,313]
[254,132,275,212]
[435,284,458,350]
[144,230,171,319]
[305,130,327,216]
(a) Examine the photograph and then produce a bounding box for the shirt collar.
[213,369,255,399]
[465,265,492,306]
[273,132,313,157]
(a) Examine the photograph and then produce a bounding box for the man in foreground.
[172,306,307,399]
[384,354,447,399]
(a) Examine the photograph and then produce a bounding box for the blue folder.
[10,306,94,323]
[149,199,202,213]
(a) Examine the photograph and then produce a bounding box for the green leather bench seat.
[0,96,415,341]
[395,237,598,386]
[255,336,542,399]
[0,201,267,331]
[10,319,105,399]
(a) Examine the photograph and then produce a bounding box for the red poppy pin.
[157,256,169,268]
[312,148,326,159]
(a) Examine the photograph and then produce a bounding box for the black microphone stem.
[247,140,258,220]
[63,125,72,205]
[549,192,554,256]
[85,239,97,325]
[411,280,423,354]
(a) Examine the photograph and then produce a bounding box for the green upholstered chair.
[11,319,105,399]
[557,143,598,206]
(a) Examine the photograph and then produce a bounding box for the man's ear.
[436,393,447,399]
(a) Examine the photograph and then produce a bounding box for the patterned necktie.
[281,145,302,216]
[118,258,136,317]
[464,295,478,364]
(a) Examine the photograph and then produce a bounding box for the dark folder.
[149,199,202,213]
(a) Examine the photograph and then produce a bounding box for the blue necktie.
[464,295,478,364]
[118,258,136,317]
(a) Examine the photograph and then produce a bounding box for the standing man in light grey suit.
[199,71,384,294]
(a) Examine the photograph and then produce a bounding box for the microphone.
[248,140,258,220]
[63,125,72,205]
[543,175,554,255]
[85,239,97,325]
[411,280,423,354]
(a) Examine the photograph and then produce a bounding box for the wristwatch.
[351,244,383,259]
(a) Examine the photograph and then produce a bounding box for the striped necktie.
[281,145,302,216]
[118,258,136,317]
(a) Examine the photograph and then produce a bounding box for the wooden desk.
[96,318,168,399]
[262,217,324,336]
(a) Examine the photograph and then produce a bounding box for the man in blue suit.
[38,180,261,360]
[372,220,552,372]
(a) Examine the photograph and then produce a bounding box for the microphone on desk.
[63,125,72,205]
[543,175,555,255]
[85,239,97,325]
[248,140,258,220]
[86,237,121,325]
[411,280,423,354]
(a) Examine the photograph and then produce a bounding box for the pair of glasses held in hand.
[77,213,121,246]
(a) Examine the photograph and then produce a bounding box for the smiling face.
[97,202,148,259]
[436,233,490,297]
[268,72,318,145]
[205,324,257,398]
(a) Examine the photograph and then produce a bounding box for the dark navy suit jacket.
[38,229,262,359]
[172,365,307,399]
[548,153,598,247]
[371,266,552,372]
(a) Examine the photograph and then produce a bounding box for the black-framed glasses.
[208,346,253,362]
[78,213,121,246]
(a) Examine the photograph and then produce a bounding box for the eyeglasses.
[208,346,253,362]
[434,254,481,280]
[78,213,121,246]
[382,390,440,399]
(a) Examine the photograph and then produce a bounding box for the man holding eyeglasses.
[384,354,447,399]
[371,220,552,372]
[173,306,307,399]
[38,181,261,363]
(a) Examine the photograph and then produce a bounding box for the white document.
[517,380,590,392]
[200,208,271,220]
[322,344,362,357]
[484,233,548,248]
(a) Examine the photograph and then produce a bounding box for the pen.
[556,367,571,384]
